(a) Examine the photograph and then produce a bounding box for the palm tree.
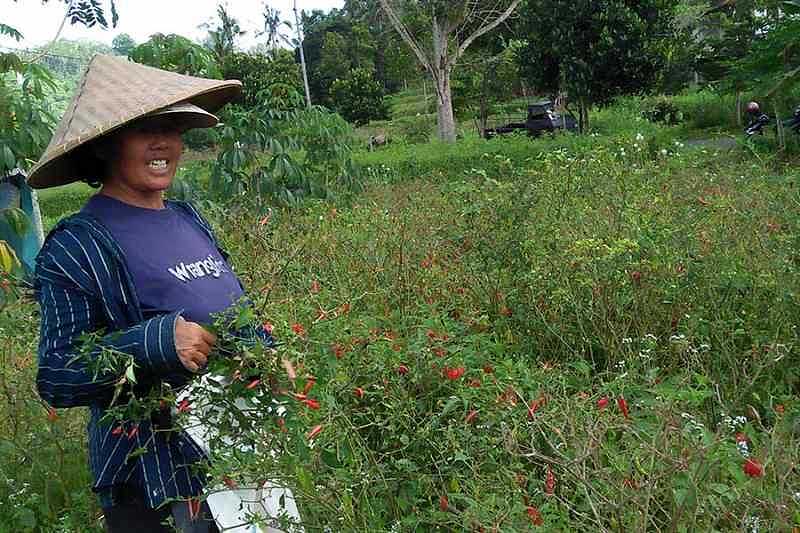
[204,4,246,69]
[260,3,293,57]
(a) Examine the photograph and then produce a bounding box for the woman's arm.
[35,238,187,408]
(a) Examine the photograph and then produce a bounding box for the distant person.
[27,54,267,533]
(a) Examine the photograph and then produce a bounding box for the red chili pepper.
[291,323,306,336]
[443,366,465,381]
[111,426,124,436]
[354,387,364,399]
[526,506,543,526]
[465,409,478,424]
[527,399,542,419]
[302,378,316,395]
[743,458,764,478]
[246,379,261,390]
[439,495,449,511]
[127,424,139,440]
[302,398,321,410]
[397,364,409,375]
[292,392,308,401]
[597,396,609,410]
[307,424,323,440]
[545,467,555,496]
[187,498,201,521]
[178,399,191,413]
[617,396,630,419]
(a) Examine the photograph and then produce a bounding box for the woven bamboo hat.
[27,54,242,189]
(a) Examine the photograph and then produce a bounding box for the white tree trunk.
[435,69,456,142]
[432,19,456,142]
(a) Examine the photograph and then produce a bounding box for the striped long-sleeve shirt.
[34,200,245,509]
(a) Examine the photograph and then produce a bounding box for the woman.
[28,54,264,532]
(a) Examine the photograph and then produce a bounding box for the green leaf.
[126,446,148,460]
[2,208,31,237]
[125,361,137,385]
[1,145,16,171]
[15,508,36,531]
[0,241,20,273]
[0,24,23,42]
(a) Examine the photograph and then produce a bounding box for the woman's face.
[106,117,184,195]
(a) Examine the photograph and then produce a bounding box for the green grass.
[36,181,94,231]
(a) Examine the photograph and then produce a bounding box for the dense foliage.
[222,50,303,109]
[330,67,389,126]
[111,33,136,56]
[519,0,676,130]
[129,33,221,78]
[206,88,357,206]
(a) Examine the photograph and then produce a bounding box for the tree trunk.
[432,19,457,143]
[578,98,589,133]
[435,69,457,142]
[293,1,312,108]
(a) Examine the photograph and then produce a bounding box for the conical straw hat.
[28,54,242,189]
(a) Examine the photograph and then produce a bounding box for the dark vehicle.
[744,101,800,138]
[483,101,578,139]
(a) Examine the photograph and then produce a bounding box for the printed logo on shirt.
[168,254,229,282]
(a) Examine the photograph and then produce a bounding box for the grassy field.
[1,91,799,531]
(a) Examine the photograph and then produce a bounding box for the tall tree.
[112,33,137,56]
[299,9,376,104]
[378,0,522,142]
[203,3,246,71]
[260,2,292,57]
[519,0,674,131]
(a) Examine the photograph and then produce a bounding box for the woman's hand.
[174,316,217,373]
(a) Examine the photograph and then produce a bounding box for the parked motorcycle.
[744,101,800,138]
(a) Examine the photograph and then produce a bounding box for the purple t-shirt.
[83,194,244,325]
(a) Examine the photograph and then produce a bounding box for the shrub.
[209,88,357,206]
[643,98,684,125]
[395,114,435,144]
[330,68,390,126]
[222,50,303,110]
[675,90,738,130]
[182,127,218,151]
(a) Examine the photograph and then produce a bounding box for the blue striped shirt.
[33,200,255,509]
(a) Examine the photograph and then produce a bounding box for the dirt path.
[684,137,738,151]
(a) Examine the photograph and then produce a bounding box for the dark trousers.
[102,486,219,533]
